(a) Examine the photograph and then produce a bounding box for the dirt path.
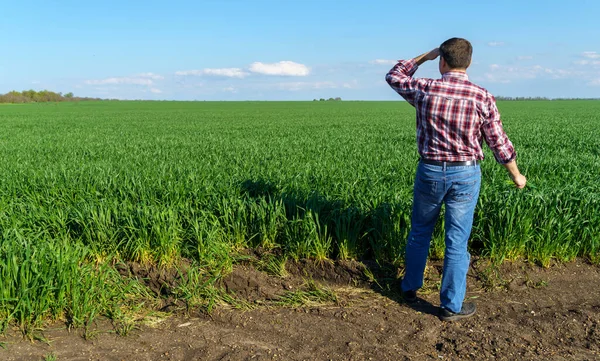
[2,260,599,361]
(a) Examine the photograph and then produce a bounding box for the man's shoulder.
[464,80,494,101]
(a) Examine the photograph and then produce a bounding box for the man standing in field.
[386,38,527,321]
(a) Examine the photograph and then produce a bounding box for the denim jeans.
[401,161,481,313]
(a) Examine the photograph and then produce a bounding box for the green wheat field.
[0,100,598,333]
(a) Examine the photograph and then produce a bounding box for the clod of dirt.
[285,259,368,286]
[507,278,528,292]
[118,261,189,299]
[116,261,192,312]
[220,266,291,302]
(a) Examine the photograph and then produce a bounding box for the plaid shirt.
[386,59,516,164]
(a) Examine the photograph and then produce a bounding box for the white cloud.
[516,56,533,61]
[275,81,332,91]
[249,61,310,76]
[174,62,309,78]
[175,70,202,76]
[223,86,238,93]
[574,52,600,68]
[273,80,358,91]
[488,42,505,47]
[85,77,154,86]
[276,82,318,91]
[204,68,248,78]
[342,79,359,89]
[481,73,511,84]
[582,51,600,59]
[541,67,576,78]
[369,59,397,65]
[574,59,600,66]
[150,88,162,94]
[138,72,164,80]
[175,68,249,78]
[84,73,165,86]
[314,81,338,89]
[482,64,579,83]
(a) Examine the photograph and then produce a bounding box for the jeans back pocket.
[449,179,477,203]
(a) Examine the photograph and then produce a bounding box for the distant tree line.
[0,90,103,103]
[313,97,342,102]
[496,96,600,101]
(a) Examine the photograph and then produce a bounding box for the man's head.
[439,38,472,74]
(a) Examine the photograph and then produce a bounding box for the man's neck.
[442,70,469,80]
[446,68,467,73]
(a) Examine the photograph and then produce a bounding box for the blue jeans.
[401,161,481,313]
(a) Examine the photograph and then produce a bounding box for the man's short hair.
[440,38,472,69]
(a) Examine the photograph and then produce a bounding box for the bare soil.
[2,259,599,361]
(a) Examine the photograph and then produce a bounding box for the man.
[386,38,526,321]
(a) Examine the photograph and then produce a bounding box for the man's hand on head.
[425,48,440,61]
[415,48,440,65]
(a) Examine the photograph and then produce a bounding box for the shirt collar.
[442,71,469,81]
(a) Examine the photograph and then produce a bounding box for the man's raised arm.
[385,48,439,106]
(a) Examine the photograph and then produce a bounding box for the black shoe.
[402,290,417,303]
[438,302,476,321]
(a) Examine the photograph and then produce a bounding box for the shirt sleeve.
[481,94,516,164]
[385,59,430,106]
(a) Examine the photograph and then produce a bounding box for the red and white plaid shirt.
[386,59,516,164]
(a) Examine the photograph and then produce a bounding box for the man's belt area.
[420,159,479,167]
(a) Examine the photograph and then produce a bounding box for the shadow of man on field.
[239,178,439,317]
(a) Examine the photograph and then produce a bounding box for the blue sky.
[1,0,599,100]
